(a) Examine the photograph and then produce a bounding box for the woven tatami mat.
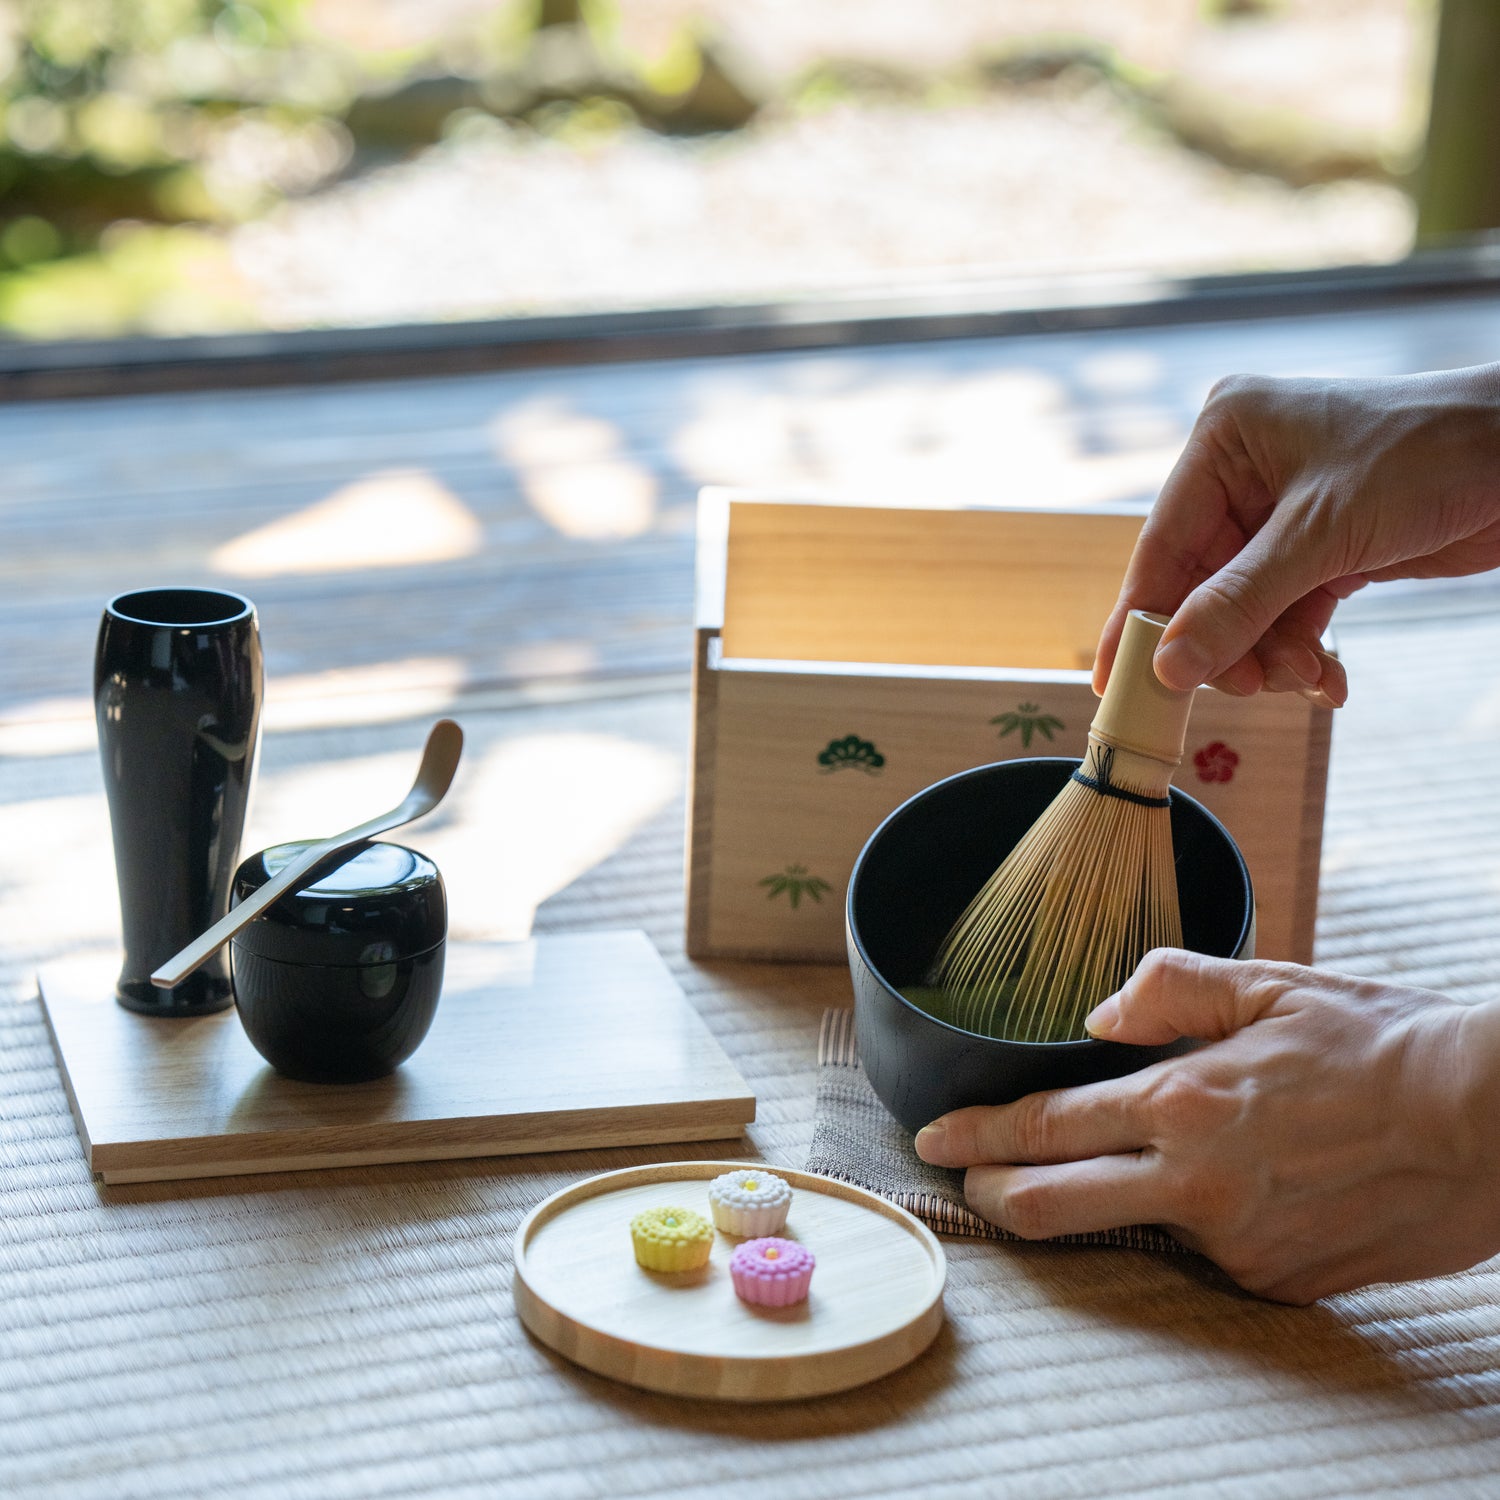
[5,609,1500,1499]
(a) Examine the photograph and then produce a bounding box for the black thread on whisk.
[1071,743,1171,809]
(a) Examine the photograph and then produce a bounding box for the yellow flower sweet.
[629,1205,714,1272]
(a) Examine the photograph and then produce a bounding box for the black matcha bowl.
[847,757,1255,1134]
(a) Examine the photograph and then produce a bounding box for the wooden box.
[686,491,1333,965]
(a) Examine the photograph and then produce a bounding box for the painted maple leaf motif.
[990,701,1065,749]
[759,864,833,909]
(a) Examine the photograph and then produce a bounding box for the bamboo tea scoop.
[150,718,464,990]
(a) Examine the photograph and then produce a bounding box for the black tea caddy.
[230,839,447,1083]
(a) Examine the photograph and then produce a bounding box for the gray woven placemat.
[806,1007,1187,1252]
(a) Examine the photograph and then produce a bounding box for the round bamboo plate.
[512,1160,947,1402]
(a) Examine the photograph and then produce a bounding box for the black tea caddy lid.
[231,840,446,966]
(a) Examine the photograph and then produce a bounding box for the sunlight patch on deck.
[439,730,680,940]
[264,656,470,731]
[0,789,118,956]
[210,467,484,576]
[492,398,658,540]
[671,366,1177,508]
[0,695,95,757]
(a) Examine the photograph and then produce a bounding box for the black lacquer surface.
[231,944,445,1084]
[230,840,447,1082]
[847,758,1255,1134]
[94,587,262,1015]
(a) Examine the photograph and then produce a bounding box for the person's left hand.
[912,952,1500,1304]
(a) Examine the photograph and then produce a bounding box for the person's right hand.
[913,953,1500,1304]
[1094,364,1500,703]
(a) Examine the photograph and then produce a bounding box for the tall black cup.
[95,588,263,1015]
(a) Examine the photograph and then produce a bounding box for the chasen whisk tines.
[928,610,1195,1044]
[932,742,1183,1040]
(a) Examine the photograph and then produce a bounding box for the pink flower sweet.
[729,1237,815,1307]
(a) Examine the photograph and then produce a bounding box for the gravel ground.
[232,0,1423,328]
[233,88,1414,328]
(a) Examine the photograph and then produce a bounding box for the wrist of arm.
[1449,998,1500,1223]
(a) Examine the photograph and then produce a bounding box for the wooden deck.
[4,284,1500,738]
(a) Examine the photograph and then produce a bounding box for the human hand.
[913,952,1500,1304]
[1094,364,1500,702]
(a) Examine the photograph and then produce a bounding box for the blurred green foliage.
[0,0,761,336]
[0,0,344,333]
[0,0,1421,341]
[0,0,320,236]
[0,221,250,336]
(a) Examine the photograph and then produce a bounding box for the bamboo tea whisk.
[930,610,1196,1043]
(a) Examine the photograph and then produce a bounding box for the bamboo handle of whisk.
[1090,610,1195,766]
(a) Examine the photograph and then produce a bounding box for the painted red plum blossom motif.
[1193,741,1240,784]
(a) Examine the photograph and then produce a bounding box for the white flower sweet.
[707,1168,793,1236]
